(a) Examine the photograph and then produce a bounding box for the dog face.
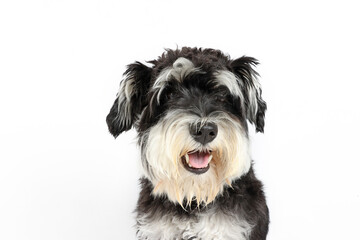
[107,47,266,206]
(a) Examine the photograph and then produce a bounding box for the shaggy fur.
[106,47,269,239]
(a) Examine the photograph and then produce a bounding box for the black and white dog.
[106,47,269,240]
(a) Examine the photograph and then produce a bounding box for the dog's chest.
[136,209,252,240]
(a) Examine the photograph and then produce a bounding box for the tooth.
[185,154,189,164]
[188,163,192,168]
[208,154,213,163]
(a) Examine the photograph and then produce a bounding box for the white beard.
[139,109,251,206]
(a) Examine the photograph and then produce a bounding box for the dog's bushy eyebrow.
[213,70,244,98]
[151,57,203,103]
[153,58,197,86]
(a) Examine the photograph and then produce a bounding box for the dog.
[106,47,269,240]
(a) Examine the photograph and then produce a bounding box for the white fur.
[115,75,135,127]
[136,207,252,240]
[139,109,251,205]
[246,77,261,119]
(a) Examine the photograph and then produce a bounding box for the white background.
[1,0,360,239]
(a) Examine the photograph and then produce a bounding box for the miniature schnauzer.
[106,47,269,240]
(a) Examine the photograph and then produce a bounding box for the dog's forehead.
[152,57,242,98]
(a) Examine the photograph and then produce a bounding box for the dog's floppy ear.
[231,56,267,133]
[106,62,152,138]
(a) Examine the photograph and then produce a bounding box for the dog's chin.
[181,151,213,175]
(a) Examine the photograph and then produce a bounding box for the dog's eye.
[215,96,227,103]
[165,91,174,100]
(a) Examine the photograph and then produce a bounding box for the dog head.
[107,47,266,206]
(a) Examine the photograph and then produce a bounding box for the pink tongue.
[188,152,210,169]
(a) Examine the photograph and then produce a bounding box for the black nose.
[190,122,218,145]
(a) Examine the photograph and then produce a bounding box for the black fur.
[230,57,266,133]
[106,62,152,137]
[136,167,269,240]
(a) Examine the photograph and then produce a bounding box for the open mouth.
[181,150,213,174]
